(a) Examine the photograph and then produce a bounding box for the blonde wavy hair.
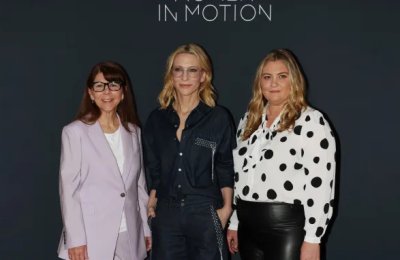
[158,43,216,108]
[242,49,308,140]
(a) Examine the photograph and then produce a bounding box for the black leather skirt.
[237,199,305,260]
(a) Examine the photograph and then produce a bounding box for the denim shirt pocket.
[190,136,217,186]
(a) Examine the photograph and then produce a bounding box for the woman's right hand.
[227,229,239,254]
[68,245,88,260]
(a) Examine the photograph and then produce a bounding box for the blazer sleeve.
[59,125,87,248]
[136,127,151,237]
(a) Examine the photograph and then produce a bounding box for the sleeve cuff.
[304,235,321,244]
[228,210,239,231]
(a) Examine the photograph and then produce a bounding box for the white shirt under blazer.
[229,106,336,243]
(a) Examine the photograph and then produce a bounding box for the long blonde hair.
[158,43,216,108]
[242,49,307,140]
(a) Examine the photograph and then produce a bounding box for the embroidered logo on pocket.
[194,137,216,150]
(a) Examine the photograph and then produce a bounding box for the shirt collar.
[165,101,212,125]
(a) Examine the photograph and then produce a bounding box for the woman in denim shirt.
[143,43,235,260]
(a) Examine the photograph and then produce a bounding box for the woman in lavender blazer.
[57,61,151,260]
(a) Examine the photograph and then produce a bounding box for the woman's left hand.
[300,241,320,260]
[216,206,233,229]
[145,236,152,251]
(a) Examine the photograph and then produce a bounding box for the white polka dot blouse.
[228,106,336,243]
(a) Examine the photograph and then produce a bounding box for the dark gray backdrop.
[1,0,399,259]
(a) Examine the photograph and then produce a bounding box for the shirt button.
[181,202,185,207]
[174,124,178,128]
[178,168,182,172]
[120,193,125,197]
[177,184,181,188]
[179,152,183,156]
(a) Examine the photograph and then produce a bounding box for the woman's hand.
[227,229,239,254]
[147,190,157,218]
[216,206,232,229]
[300,241,320,260]
[68,245,88,260]
[145,236,152,251]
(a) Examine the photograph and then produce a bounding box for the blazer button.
[120,193,126,197]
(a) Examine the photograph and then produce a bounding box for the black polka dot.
[309,217,316,224]
[264,150,273,159]
[242,158,248,168]
[316,227,324,237]
[236,129,242,138]
[311,177,322,188]
[303,184,306,190]
[307,199,314,207]
[313,157,320,164]
[304,168,309,175]
[243,169,248,173]
[320,138,329,149]
[326,218,330,225]
[284,181,293,191]
[259,156,263,161]
[238,147,247,156]
[234,172,239,182]
[307,131,314,138]
[330,199,334,207]
[252,193,259,200]
[242,186,250,196]
[290,149,296,155]
[330,180,333,188]
[252,164,256,168]
[265,132,270,139]
[294,199,302,205]
[305,115,310,121]
[327,163,331,170]
[323,203,330,213]
[280,136,287,142]
[294,163,303,170]
[294,125,302,135]
[267,189,277,199]
[251,135,257,144]
[279,164,287,171]
[301,149,304,157]
[320,117,325,125]
[261,173,266,182]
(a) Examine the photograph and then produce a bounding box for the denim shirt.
[143,102,236,201]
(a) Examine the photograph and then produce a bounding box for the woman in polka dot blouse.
[227,49,336,260]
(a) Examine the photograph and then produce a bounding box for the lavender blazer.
[57,120,150,260]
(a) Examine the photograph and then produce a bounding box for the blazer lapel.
[87,121,123,181]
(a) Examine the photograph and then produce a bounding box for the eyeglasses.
[172,66,202,79]
[91,81,123,92]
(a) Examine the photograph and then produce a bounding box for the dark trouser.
[237,199,305,260]
[150,197,228,260]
